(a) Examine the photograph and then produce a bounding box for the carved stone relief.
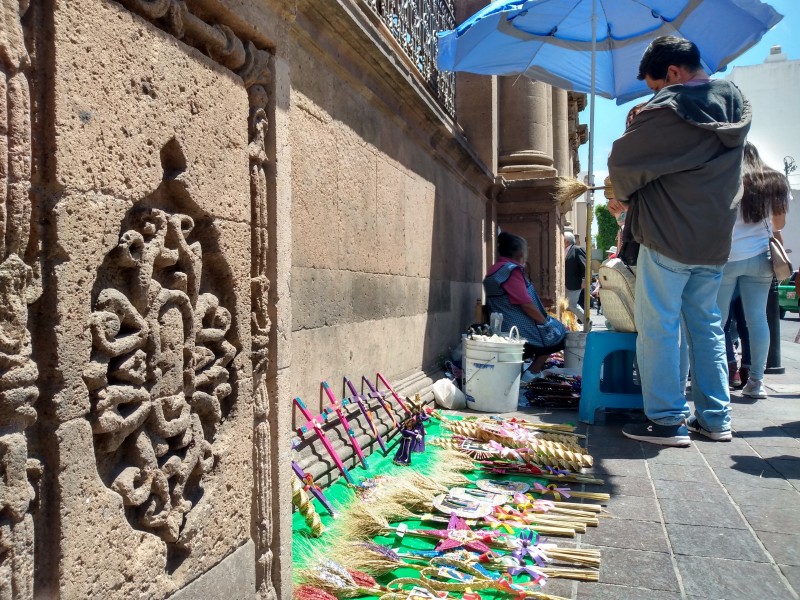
[83,173,237,556]
[113,6,278,593]
[1,0,41,598]
[249,84,277,599]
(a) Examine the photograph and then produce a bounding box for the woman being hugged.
[483,232,566,379]
[708,142,789,406]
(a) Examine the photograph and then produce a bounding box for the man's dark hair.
[497,231,527,260]
[637,36,701,81]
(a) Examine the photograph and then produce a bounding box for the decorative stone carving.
[84,198,237,551]
[118,0,272,89]
[69,0,276,594]
[249,78,278,600]
[1,1,41,598]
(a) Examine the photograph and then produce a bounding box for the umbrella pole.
[583,0,597,333]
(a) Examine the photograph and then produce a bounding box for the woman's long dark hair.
[741,142,790,223]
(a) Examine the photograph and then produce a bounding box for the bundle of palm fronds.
[292,476,325,537]
[546,547,602,568]
[527,487,611,503]
[326,541,422,577]
[438,421,593,471]
[458,415,581,436]
[296,557,384,598]
[333,498,394,541]
[541,566,600,581]
[441,419,587,453]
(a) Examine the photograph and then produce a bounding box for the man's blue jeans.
[635,246,730,431]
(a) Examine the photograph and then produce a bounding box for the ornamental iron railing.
[364,0,456,116]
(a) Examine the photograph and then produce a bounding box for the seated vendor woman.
[483,232,566,378]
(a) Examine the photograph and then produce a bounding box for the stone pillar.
[456,74,498,173]
[454,0,497,173]
[552,88,571,178]
[498,78,556,179]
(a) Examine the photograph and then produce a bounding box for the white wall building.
[727,46,800,260]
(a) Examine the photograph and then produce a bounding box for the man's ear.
[666,65,681,84]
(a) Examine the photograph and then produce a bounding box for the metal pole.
[765,276,784,374]
[583,0,597,332]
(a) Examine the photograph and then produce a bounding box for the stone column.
[454,0,497,173]
[498,78,556,179]
[552,87,571,178]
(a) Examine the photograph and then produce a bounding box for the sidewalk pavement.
[509,312,800,600]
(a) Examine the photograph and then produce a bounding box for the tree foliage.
[595,204,619,253]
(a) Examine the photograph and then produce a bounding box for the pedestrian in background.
[563,232,586,324]
[714,142,790,403]
[608,36,751,446]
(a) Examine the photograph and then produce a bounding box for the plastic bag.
[432,377,466,410]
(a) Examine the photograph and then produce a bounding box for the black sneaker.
[622,422,690,447]
[686,417,732,442]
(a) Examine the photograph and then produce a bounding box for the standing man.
[563,232,586,324]
[608,36,751,446]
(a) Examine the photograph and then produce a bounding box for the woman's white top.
[728,208,769,262]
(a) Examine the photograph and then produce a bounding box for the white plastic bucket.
[564,332,588,374]
[463,335,525,413]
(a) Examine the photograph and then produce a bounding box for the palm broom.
[553,177,608,207]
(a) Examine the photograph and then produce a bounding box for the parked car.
[778,271,799,319]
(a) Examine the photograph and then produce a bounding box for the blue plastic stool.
[579,331,643,424]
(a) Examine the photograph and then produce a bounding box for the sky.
[578,0,799,199]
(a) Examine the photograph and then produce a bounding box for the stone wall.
[1,0,581,597]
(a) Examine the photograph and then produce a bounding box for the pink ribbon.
[534,482,571,500]
[488,440,522,460]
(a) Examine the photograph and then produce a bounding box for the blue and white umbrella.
[438,0,783,105]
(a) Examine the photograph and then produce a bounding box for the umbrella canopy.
[438,0,783,105]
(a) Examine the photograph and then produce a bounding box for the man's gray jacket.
[608,79,752,265]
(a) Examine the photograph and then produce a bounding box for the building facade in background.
[727,46,800,258]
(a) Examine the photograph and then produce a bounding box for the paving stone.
[576,582,682,600]
[659,498,747,529]
[647,463,714,483]
[692,437,759,456]
[740,504,800,534]
[724,481,800,508]
[589,475,655,499]
[676,556,792,600]
[754,445,800,461]
[591,458,650,478]
[782,426,800,438]
[666,523,768,561]
[594,547,680,591]
[767,458,800,479]
[646,447,707,466]
[588,435,647,458]
[778,564,800,595]
[583,518,669,552]
[702,452,776,472]
[737,426,800,448]
[732,418,786,431]
[603,494,661,522]
[758,531,800,566]
[536,577,574,598]
[714,465,793,489]
[652,478,728,503]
